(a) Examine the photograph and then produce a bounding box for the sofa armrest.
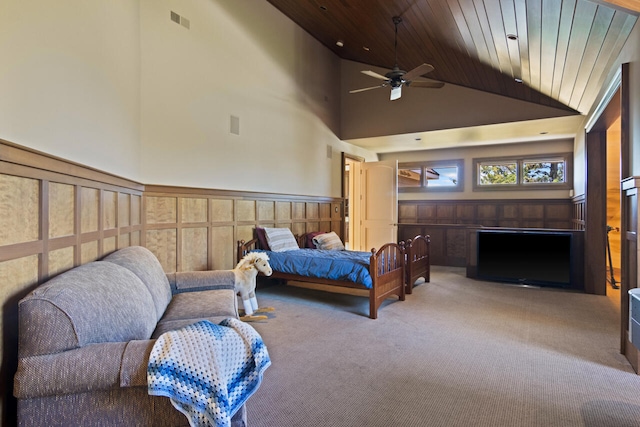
[167,270,236,294]
[14,340,160,398]
[120,339,156,387]
[14,342,128,398]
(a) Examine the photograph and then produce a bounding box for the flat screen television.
[476,230,572,288]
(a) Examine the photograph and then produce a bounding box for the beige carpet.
[246,266,640,427]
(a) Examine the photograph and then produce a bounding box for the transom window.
[473,153,571,191]
[478,162,517,185]
[398,159,464,192]
[522,159,565,183]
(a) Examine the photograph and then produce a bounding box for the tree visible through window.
[478,163,517,185]
[522,160,564,183]
[473,154,571,191]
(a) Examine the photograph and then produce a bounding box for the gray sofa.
[13,246,248,426]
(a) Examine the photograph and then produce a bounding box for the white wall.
[139,0,376,196]
[381,139,574,200]
[0,0,377,197]
[0,0,142,180]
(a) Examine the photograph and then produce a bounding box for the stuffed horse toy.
[233,252,275,321]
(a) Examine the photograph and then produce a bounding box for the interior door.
[360,160,398,251]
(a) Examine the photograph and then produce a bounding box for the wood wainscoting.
[399,199,575,268]
[0,139,344,424]
[572,194,586,230]
[398,199,585,290]
[143,185,343,272]
[399,223,479,267]
[399,199,574,229]
[0,139,144,425]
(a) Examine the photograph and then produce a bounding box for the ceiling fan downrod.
[393,16,402,69]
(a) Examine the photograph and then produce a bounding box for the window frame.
[398,159,464,193]
[472,153,572,191]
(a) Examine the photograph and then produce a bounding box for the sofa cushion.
[18,262,157,357]
[153,289,237,338]
[102,246,173,321]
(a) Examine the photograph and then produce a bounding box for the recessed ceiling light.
[515,78,523,83]
[336,40,344,47]
[363,46,370,51]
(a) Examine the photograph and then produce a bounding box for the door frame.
[342,153,364,250]
[584,64,631,356]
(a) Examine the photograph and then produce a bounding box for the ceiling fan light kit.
[390,86,402,101]
[349,16,444,101]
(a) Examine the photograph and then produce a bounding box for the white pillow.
[313,231,345,251]
[262,227,299,252]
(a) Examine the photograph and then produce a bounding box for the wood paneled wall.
[0,140,343,424]
[572,194,586,230]
[398,199,575,269]
[143,186,343,272]
[399,199,573,229]
[0,139,144,425]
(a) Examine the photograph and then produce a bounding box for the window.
[478,162,517,186]
[473,153,571,191]
[522,159,565,183]
[398,159,464,192]
[398,167,422,188]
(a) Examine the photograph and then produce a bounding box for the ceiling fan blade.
[349,85,385,94]
[403,63,435,82]
[390,85,402,101]
[361,70,389,81]
[406,80,445,89]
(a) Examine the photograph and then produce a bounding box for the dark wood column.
[585,130,607,295]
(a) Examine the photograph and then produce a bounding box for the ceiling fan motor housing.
[386,68,406,87]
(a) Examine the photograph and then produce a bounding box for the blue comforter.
[254,249,373,289]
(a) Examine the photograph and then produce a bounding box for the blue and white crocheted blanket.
[147,318,271,427]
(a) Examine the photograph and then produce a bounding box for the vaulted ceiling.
[266,0,639,151]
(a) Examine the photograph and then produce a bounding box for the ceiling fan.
[349,16,444,101]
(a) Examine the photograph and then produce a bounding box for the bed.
[236,229,406,319]
[404,234,431,294]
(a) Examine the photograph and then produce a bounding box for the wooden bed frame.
[404,234,431,294]
[236,237,406,319]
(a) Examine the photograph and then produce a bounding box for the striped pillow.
[263,227,299,252]
[313,231,345,251]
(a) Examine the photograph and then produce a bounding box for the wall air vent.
[170,11,190,29]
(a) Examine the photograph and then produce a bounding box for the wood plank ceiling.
[266,0,638,115]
